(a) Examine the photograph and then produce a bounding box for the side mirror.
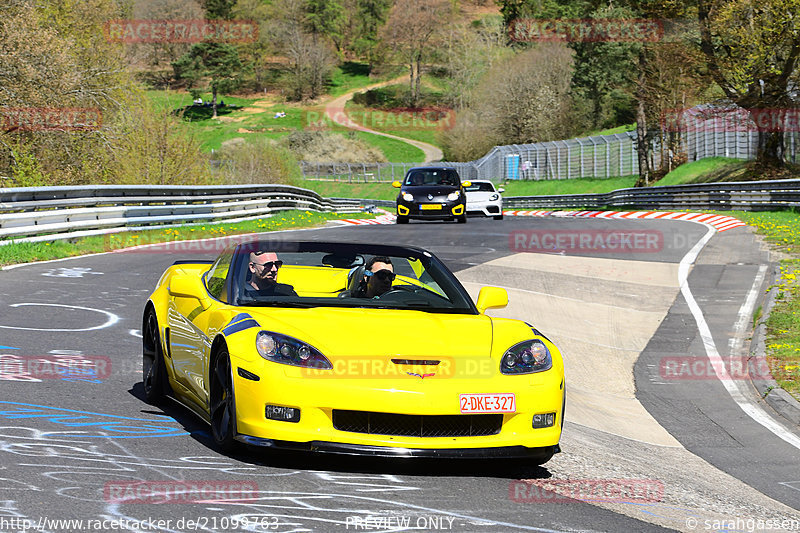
[476,286,508,314]
[497,187,505,193]
[462,181,472,187]
[391,181,401,188]
[168,274,211,309]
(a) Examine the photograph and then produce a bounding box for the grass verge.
[654,157,746,186]
[299,181,399,200]
[501,176,638,196]
[0,210,373,267]
[718,210,800,400]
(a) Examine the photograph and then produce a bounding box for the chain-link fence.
[300,106,800,183]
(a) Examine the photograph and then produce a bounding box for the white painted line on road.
[680,226,800,450]
[730,264,768,355]
[0,303,120,332]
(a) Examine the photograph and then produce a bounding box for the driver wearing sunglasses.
[246,250,297,296]
[361,256,395,298]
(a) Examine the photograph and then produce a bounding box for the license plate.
[420,204,442,210]
[459,393,516,413]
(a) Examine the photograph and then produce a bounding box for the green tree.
[569,5,643,130]
[380,0,453,106]
[173,42,248,118]
[352,0,392,65]
[203,0,237,19]
[305,0,346,51]
[698,0,800,168]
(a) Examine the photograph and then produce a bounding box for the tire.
[142,309,168,404]
[396,215,409,224]
[457,214,467,223]
[493,214,504,220]
[210,348,238,452]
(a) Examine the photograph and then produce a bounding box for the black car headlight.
[501,339,552,375]
[256,331,332,369]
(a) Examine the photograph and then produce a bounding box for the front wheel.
[142,309,168,404]
[493,214,504,220]
[457,214,467,223]
[396,214,409,224]
[210,349,238,452]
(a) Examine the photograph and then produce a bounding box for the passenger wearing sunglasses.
[360,256,395,298]
[246,251,297,296]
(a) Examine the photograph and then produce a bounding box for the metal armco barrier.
[0,184,362,244]
[502,179,800,211]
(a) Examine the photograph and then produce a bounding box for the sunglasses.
[251,260,283,270]
[366,269,395,282]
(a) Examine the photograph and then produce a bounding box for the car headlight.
[402,192,414,202]
[501,339,552,375]
[256,331,332,369]
[447,191,460,201]
[489,194,499,201]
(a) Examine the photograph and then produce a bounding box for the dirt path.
[324,76,444,163]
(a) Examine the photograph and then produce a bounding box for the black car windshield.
[404,169,460,187]
[464,182,495,192]
[229,241,477,314]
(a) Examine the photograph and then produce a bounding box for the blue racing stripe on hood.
[229,313,253,324]
[223,319,260,336]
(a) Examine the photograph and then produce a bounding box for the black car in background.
[393,167,470,224]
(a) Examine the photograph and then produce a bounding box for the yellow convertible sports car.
[142,240,565,464]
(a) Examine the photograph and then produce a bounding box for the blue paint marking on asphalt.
[0,401,188,438]
[0,345,19,350]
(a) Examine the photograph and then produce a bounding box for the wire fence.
[301,106,800,183]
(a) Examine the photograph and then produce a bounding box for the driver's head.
[364,256,394,298]
[249,251,282,289]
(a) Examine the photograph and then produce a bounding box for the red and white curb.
[337,209,396,225]
[505,210,747,232]
[337,208,747,232]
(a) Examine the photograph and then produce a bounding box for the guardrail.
[0,184,363,244]
[502,179,800,211]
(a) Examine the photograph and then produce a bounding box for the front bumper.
[397,199,466,219]
[466,200,503,217]
[235,435,560,460]
[231,362,565,453]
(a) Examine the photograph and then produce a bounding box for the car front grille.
[332,410,502,437]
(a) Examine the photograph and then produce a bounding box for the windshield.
[404,169,460,187]
[230,241,476,314]
[464,182,496,192]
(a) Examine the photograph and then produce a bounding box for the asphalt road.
[0,216,798,533]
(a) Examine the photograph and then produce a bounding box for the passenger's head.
[364,256,394,298]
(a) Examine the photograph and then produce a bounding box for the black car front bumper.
[236,433,560,460]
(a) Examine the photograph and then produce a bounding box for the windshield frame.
[226,240,479,314]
